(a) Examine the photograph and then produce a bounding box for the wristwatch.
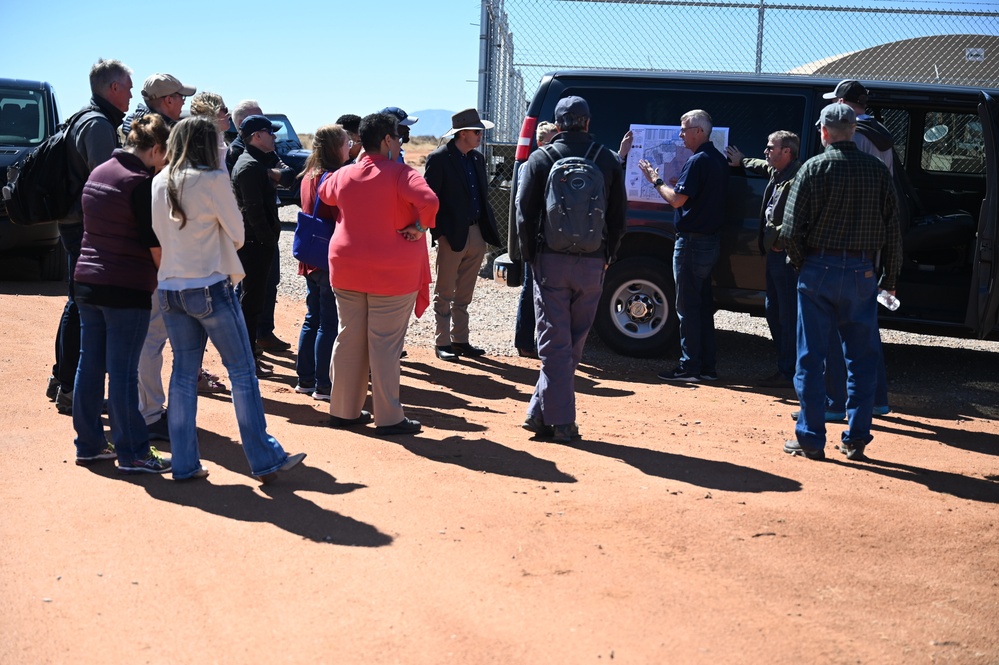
[653,178,664,188]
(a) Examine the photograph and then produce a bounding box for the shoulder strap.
[309,171,330,220]
[540,143,563,166]
[583,142,603,162]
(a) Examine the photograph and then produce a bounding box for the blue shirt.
[674,141,729,234]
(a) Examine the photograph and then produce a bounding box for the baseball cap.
[380,107,418,126]
[815,103,857,129]
[554,96,590,122]
[822,79,869,105]
[141,73,196,101]
[239,114,283,139]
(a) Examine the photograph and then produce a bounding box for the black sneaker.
[294,380,316,394]
[522,416,554,438]
[837,440,867,460]
[552,423,580,443]
[55,389,73,415]
[118,447,172,474]
[658,367,700,382]
[783,440,825,460]
[76,443,117,466]
[46,375,60,401]
[699,370,719,381]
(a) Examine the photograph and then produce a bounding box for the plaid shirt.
[781,141,902,289]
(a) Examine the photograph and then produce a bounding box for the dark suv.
[496,70,999,356]
[224,112,308,206]
[0,78,63,279]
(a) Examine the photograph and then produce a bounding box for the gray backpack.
[540,142,607,254]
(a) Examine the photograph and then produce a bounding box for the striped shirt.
[780,140,902,290]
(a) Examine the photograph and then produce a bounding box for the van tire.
[594,256,678,358]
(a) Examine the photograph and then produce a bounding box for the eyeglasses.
[764,145,783,152]
[347,139,356,148]
[678,126,701,135]
[472,129,482,135]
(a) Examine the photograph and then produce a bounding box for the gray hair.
[232,99,262,129]
[89,59,131,96]
[681,109,713,137]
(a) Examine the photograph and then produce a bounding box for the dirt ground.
[1,278,997,665]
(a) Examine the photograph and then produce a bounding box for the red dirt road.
[1,282,997,664]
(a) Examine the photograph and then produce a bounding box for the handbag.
[293,172,334,268]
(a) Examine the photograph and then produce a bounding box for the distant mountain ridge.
[409,109,455,139]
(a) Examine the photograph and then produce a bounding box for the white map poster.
[625,124,730,203]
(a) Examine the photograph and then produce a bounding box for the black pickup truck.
[0,78,63,279]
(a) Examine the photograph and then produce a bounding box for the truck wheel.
[594,256,678,358]
[39,243,66,282]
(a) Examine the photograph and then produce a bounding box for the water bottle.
[877,289,900,311]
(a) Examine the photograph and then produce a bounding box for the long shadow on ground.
[561,437,802,493]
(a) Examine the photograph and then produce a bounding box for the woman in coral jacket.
[319,112,439,436]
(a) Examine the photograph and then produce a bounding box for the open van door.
[967,92,999,338]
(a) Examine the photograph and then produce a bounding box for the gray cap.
[815,103,857,129]
[555,95,590,122]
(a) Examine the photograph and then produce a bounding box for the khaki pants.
[330,289,416,427]
[433,224,486,347]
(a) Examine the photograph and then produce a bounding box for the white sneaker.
[312,390,331,402]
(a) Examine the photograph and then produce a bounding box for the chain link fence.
[477,0,999,244]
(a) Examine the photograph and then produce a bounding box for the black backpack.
[540,142,607,254]
[3,106,100,225]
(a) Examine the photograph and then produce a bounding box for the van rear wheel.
[594,256,678,358]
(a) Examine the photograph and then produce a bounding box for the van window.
[0,88,47,146]
[880,108,910,165]
[561,85,807,159]
[921,111,984,174]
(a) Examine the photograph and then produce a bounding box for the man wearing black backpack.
[515,96,626,443]
[47,59,134,413]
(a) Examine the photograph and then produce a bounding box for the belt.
[807,248,875,260]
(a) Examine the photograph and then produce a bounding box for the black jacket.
[514,131,627,262]
[231,144,281,247]
[423,140,501,250]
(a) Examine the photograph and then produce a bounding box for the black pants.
[236,242,275,353]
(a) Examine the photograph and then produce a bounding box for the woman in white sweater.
[151,116,304,483]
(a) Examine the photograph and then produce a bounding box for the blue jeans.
[825,331,889,411]
[54,223,84,388]
[296,269,338,393]
[73,303,151,465]
[673,233,720,374]
[528,253,604,426]
[158,279,288,480]
[765,248,798,379]
[794,253,880,450]
[514,263,537,352]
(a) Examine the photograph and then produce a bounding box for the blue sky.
[5,0,483,135]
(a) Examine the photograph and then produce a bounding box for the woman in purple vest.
[72,115,172,474]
